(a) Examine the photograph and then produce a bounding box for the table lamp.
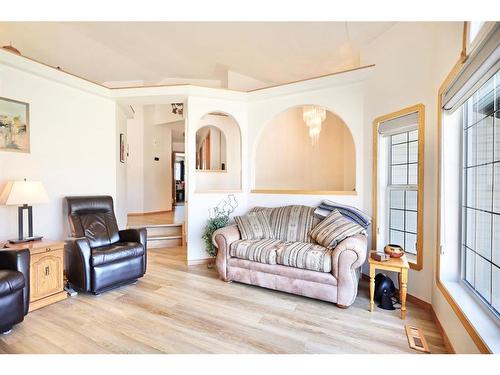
[0,179,49,243]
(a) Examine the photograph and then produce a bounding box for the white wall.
[143,105,173,212]
[115,106,128,228]
[126,106,145,213]
[361,22,444,303]
[0,62,117,240]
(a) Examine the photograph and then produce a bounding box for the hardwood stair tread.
[128,223,183,229]
[148,235,183,241]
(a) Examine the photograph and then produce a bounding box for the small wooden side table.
[368,250,409,319]
[3,240,67,312]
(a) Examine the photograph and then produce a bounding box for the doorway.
[172,151,185,206]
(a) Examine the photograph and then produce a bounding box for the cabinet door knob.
[45,266,50,276]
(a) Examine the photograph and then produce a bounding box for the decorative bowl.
[384,244,405,258]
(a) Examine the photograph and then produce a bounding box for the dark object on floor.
[405,325,430,353]
[65,196,147,295]
[374,273,395,310]
[0,248,30,333]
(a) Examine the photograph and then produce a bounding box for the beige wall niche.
[254,106,356,192]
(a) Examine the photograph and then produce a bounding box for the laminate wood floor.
[0,246,448,354]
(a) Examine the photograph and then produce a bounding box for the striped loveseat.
[212,205,368,308]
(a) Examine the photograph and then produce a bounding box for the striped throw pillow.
[309,209,366,249]
[234,211,274,240]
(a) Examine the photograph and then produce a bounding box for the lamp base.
[8,235,43,244]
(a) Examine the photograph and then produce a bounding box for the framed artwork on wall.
[120,133,125,163]
[0,96,30,153]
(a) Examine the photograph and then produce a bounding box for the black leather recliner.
[0,248,30,334]
[65,196,147,295]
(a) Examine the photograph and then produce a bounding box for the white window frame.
[459,71,499,319]
[386,130,419,259]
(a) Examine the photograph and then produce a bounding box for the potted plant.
[202,195,238,268]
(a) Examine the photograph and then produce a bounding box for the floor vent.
[405,325,430,353]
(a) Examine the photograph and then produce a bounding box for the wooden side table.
[368,250,409,319]
[3,240,67,312]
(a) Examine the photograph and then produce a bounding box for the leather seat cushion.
[0,270,25,297]
[91,242,144,266]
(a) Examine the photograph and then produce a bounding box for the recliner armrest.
[0,248,30,315]
[119,228,147,274]
[119,228,147,249]
[65,237,92,292]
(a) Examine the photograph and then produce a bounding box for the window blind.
[378,112,418,136]
[442,23,500,113]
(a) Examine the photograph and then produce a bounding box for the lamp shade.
[0,180,49,205]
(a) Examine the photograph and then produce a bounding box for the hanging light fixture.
[303,105,326,144]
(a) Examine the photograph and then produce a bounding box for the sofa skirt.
[226,258,338,304]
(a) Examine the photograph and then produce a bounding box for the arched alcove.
[196,125,227,171]
[195,112,242,192]
[254,106,356,192]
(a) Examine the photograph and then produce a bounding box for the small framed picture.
[0,96,30,153]
[120,133,126,163]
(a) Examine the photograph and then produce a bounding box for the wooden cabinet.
[5,240,67,312]
[30,249,64,302]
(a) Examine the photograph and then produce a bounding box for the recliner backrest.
[66,196,120,248]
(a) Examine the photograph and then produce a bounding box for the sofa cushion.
[0,270,25,297]
[234,211,273,240]
[309,209,367,249]
[252,205,320,243]
[91,242,144,266]
[276,241,333,273]
[230,239,283,265]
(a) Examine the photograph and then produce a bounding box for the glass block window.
[462,70,500,317]
[388,130,419,255]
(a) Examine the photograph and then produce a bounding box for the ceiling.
[0,22,395,88]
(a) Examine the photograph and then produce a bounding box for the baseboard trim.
[128,210,169,216]
[431,306,456,354]
[187,258,214,266]
[404,291,432,312]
